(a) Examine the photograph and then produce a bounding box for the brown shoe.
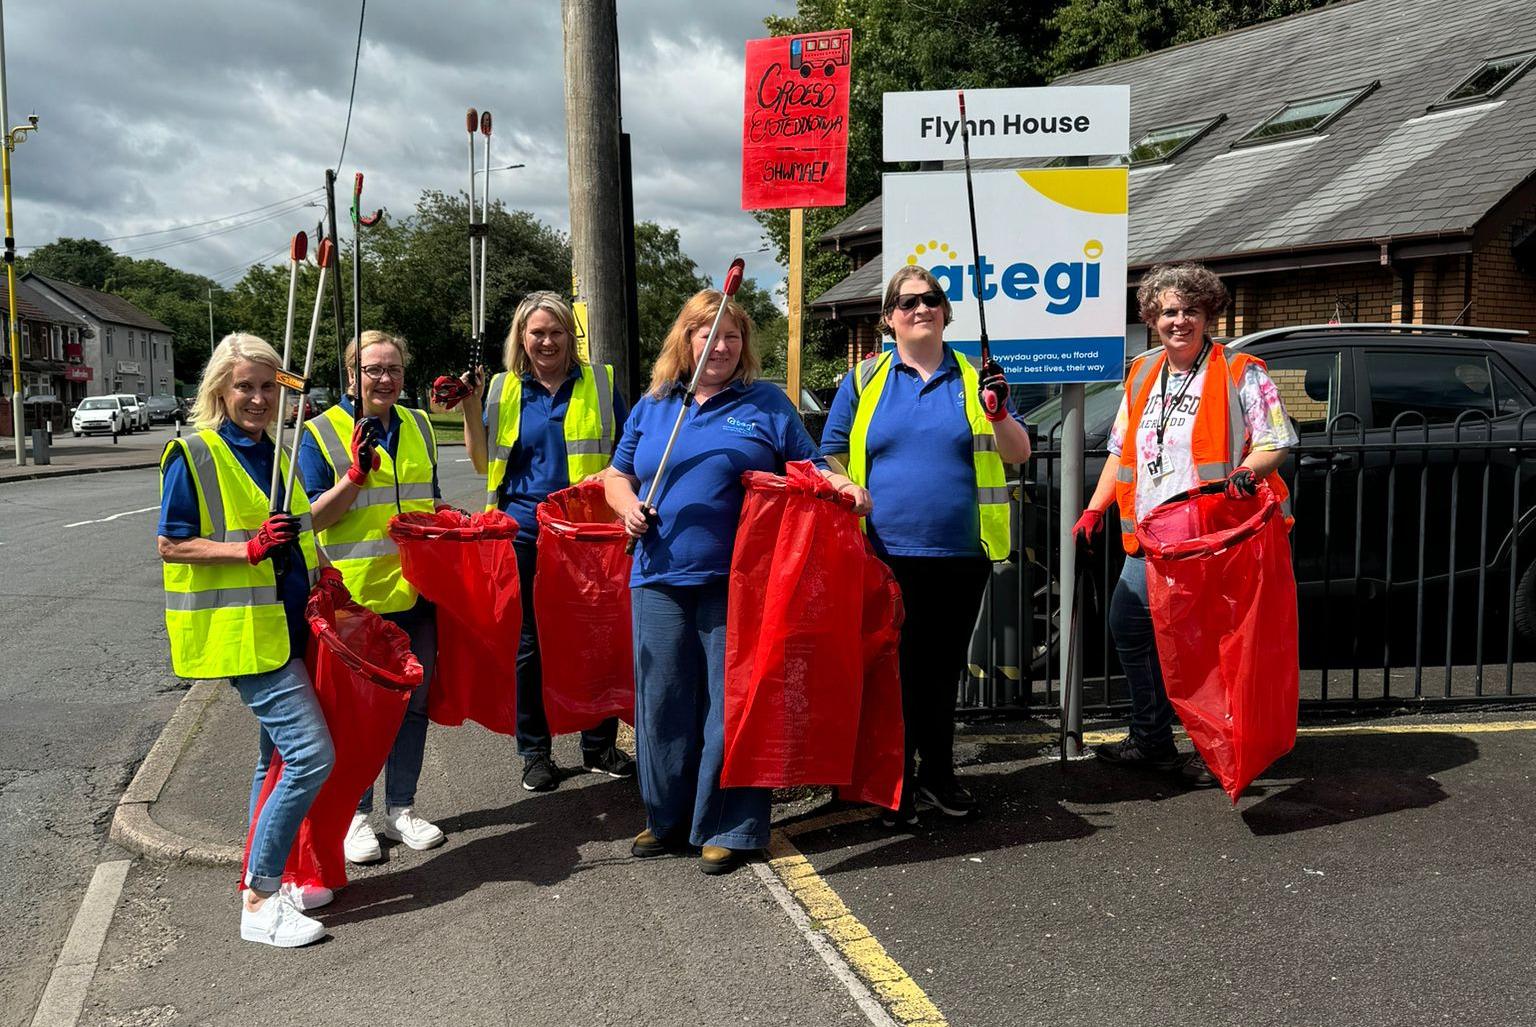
[631,829,671,858]
[699,845,740,875]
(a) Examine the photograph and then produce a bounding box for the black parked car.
[1021,322,1536,669]
[144,395,186,425]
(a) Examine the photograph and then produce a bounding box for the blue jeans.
[513,541,619,760]
[631,581,769,850]
[354,602,437,813]
[1107,555,1176,750]
[235,659,335,892]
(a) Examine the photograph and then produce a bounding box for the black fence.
[961,411,1536,714]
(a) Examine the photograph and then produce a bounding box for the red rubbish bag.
[1135,482,1299,802]
[534,481,635,734]
[390,509,521,735]
[721,461,903,809]
[846,543,905,810]
[241,586,421,892]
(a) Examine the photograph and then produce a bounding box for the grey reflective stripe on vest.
[402,407,437,466]
[591,363,615,454]
[977,485,1012,505]
[485,373,507,450]
[1224,359,1247,468]
[1197,461,1231,479]
[1115,464,1135,483]
[568,438,608,455]
[972,434,998,455]
[165,586,282,612]
[313,416,353,475]
[182,434,227,540]
[489,444,513,462]
[352,481,436,508]
[1126,353,1158,400]
[324,537,400,561]
[855,353,891,395]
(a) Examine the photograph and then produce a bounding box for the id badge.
[1145,453,1166,484]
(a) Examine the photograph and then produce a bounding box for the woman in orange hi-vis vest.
[1072,264,1297,787]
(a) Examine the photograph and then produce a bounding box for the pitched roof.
[818,194,883,248]
[0,279,64,323]
[26,273,174,333]
[812,256,884,313]
[1045,0,1536,268]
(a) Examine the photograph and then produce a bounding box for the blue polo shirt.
[612,379,825,587]
[295,396,441,627]
[158,422,313,661]
[821,347,1024,559]
[485,368,630,546]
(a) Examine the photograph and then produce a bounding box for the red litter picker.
[625,258,746,554]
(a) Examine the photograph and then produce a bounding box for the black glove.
[1225,468,1258,499]
[979,359,1009,422]
[247,514,301,565]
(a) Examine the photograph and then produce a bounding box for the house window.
[1432,51,1536,110]
[106,327,113,355]
[20,322,29,358]
[1129,115,1226,165]
[1234,83,1378,146]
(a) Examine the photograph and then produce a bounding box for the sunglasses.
[894,291,944,313]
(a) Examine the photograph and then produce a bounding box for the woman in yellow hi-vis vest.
[157,333,344,948]
[297,330,450,864]
[821,266,1033,827]
[460,291,634,793]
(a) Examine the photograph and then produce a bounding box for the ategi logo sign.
[882,168,1129,382]
[741,30,853,210]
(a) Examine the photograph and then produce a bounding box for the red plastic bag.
[721,461,903,808]
[390,509,521,735]
[1136,482,1299,802]
[241,587,422,892]
[534,481,635,733]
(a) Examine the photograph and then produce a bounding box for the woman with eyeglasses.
[459,291,636,793]
[297,329,451,864]
[821,265,1032,827]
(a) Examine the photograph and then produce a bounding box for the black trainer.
[878,808,920,830]
[583,746,636,779]
[1093,736,1182,771]
[1180,752,1219,789]
[916,780,979,818]
[521,753,560,792]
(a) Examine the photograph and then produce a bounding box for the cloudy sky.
[4,0,794,296]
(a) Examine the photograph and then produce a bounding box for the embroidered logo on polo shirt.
[724,416,759,436]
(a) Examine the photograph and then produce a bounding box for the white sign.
[118,361,141,374]
[883,85,1130,162]
[882,168,1128,383]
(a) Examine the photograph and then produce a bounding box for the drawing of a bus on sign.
[789,32,849,77]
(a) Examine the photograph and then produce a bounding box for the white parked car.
[72,396,128,437]
[110,393,149,432]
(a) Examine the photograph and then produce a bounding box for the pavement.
[84,673,1536,1027]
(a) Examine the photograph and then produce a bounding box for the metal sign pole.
[1060,382,1086,757]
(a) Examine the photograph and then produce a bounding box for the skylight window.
[1234,83,1378,146]
[1431,51,1536,109]
[1130,115,1226,164]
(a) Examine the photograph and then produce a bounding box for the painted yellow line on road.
[767,814,947,1027]
[965,719,1536,748]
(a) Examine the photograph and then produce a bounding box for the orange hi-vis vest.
[1114,344,1292,556]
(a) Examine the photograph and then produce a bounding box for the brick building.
[0,280,91,437]
[24,273,176,399]
[810,0,1536,360]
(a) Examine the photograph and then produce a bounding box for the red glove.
[978,359,1010,422]
[1072,508,1105,550]
[432,375,472,410]
[1225,468,1258,499]
[246,514,300,565]
[346,418,382,486]
[314,566,350,605]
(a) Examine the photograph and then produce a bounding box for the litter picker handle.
[281,240,336,509]
[957,90,990,367]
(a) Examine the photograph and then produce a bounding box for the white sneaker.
[280,880,334,911]
[240,890,326,948]
[344,813,381,864]
[381,806,445,850]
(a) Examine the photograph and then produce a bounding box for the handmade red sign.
[741,30,852,210]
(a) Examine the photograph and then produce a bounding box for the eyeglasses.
[360,364,405,381]
[894,291,944,313]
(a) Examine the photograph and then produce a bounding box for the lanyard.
[1155,339,1211,453]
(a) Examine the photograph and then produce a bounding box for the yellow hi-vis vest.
[846,349,1012,561]
[160,429,319,679]
[483,364,617,512]
[304,403,438,614]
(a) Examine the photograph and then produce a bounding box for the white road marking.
[455,457,471,463]
[30,859,132,1027]
[64,505,158,528]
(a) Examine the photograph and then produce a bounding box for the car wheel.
[73,431,80,438]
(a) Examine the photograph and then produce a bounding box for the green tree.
[19,238,118,288]
[633,221,709,374]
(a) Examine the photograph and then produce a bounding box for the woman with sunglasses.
[822,265,1032,827]
[459,290,636,793]
[297,329,451,864]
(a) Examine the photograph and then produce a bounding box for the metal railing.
[961,411,1536,714]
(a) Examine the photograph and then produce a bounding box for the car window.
[1364,351,1523,427]
[79,398,114,410]
[1021,379,1123,439]
[1263,351,1339,434]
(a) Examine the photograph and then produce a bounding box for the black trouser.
[882,554,991,807]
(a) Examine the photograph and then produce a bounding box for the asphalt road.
[0,450,484,1027]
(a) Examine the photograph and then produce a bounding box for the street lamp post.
[0,4,37,466]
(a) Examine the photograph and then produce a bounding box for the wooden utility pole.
[786,208,804,409]
[561,0,630,398]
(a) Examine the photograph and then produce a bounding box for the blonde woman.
[461,291,634,792]
[157,333,342,947]
[605,289,868,876]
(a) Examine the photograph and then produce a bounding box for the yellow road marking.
[966,719,1536,747]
